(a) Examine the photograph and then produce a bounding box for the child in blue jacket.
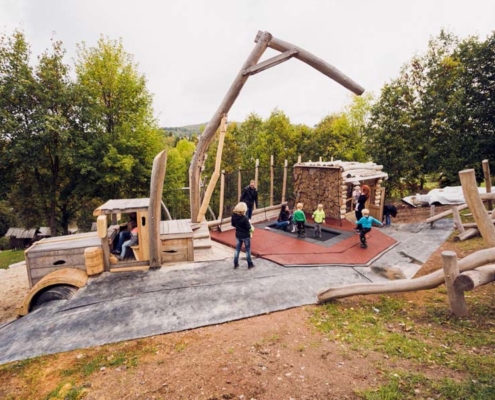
[355,208,383,248]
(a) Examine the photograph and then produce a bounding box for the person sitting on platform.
[117,221,138,260]
[111,213,137,255]
[274,204,291,231]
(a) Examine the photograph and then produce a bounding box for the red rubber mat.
[210,218,397,266]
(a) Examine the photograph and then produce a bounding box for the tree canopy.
[0,32,164,234]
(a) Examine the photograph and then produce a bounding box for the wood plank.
[243,49,298,76]
[93,198,150,216]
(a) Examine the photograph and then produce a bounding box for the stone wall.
[293,166,342,218]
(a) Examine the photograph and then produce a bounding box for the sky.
[1,0,494,128]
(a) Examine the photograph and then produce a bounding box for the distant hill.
[163,123,206,138]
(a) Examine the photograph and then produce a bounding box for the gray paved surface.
[0,220,453,364]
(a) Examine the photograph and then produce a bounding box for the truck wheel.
[30,284,78,311]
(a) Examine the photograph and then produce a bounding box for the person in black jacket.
[355,184,370,232]
[274,203,291,231]
[240,180,258,219]
[231,202,255,269]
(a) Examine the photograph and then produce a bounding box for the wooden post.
[282,159,288,203]
[149,150,168,269]
[197,115,227,222]
[97,215,110,272]
[189,32,272,223]
[237,167,242,203]
[218,170,225,221]
[297,155,302,164]
[452,206,465,233]
[459,169,495,247]
[270,155,274,207]
[441,250,469,317]
[483,159,492,210]
[255,159,259,188]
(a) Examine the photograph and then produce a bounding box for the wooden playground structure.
[18,30,365,315]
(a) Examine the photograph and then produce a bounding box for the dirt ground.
[0,204,471,399]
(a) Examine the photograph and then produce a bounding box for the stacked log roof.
[295,160,388,183]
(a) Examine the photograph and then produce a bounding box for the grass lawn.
[0,249,25,269]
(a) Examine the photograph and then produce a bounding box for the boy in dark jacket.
[231,202,255,269]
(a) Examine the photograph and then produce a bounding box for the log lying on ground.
[454,228,480,242]
[426,193,495,224]
[453,264,495,292]
[317,247,495,302]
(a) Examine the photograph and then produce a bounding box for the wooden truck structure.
[17,31,364,315]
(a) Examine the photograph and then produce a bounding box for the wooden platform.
[160,219,194,262]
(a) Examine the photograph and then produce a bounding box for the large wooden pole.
[189,32,272,223]
[255,31,364,95]
[459,169,495,247]
[197,115,227,222]
[149,150,168,269]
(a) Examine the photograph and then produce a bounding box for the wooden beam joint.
[242,49,298,76]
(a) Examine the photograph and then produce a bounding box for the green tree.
[75,36,164,203]
[0,32,85,234]
[163,139,195,219]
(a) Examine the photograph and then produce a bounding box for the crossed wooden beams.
[189,30,365,224]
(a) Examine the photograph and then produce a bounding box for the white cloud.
[1,0,494,126]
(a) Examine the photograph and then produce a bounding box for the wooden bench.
[130,245,141,261]
[160,219,194,262]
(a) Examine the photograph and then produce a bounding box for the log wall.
[293,166,342,218]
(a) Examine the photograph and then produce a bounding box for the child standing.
[293,203,307,238]
[355,208,383,248]
[312,204,325,238]
[231,201,255,269]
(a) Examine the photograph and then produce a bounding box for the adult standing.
[355,184,370,231]
[240,180,258,220]
[231,202,255,269]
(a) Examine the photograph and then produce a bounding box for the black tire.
[30,284,78,311]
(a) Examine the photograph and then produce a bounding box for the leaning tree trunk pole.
[255,31,365,95]
[459,169,495,247]
[149,150,168,269]
[197,115,227,223]
[189,32,272,223]
[317,247,495,302]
